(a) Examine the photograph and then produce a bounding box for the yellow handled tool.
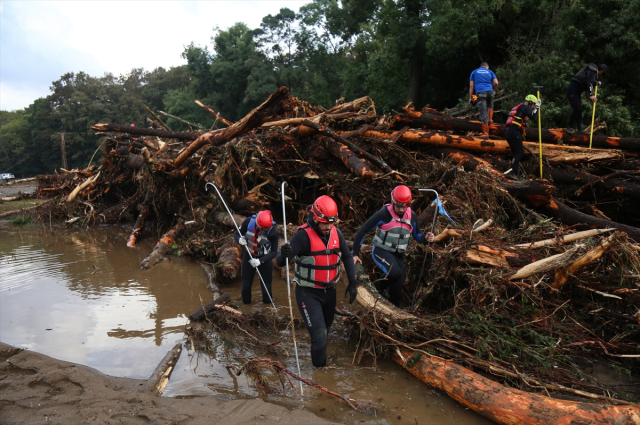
[534,85,543,178]
[589,86,598,149]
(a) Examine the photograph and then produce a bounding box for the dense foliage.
[2,0,639,176]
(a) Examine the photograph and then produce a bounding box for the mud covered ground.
[0,342,336,425]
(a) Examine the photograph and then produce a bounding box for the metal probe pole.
[205,182,277,311]
[534,85,544,179]
[412,188,439,306]
[589,86,598,149]
[280,181,303,395]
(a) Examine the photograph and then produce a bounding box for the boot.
[488,108,494,124]
[480,123,489,139]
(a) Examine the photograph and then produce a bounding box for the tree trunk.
[216,237,243,281]
[361,129,622,164]
[394,350,640,425]
[174,86,290,168]
[319,136,376,181]
[127,190,151,247]
[91,123,198,141]
[188,293,231,322]
[390,111,640,152]
[139,227,178,270]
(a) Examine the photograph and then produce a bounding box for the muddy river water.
[0,226,492,424]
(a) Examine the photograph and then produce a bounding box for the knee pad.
[310,328,328,367]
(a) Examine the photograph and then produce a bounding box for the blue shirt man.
[469,62,499,138]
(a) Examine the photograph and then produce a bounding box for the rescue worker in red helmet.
[504,95,541,180]
[352,185,435,307]
[235,210,279,304]
[276,195,357,367]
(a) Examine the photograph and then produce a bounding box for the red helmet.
[255,210,273,230]
[311,196,338,223]
[391,185,412,206]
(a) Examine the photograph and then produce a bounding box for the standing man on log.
[469,62,499,139]
[566,63,607,134]
[352,185,435,307]
[504,95,541,180]
[235,210,279,304]
[276,195,357,367]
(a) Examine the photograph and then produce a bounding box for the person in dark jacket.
[504,94,541,180]
[566,63,607,134]
[351,185,435,307]
[235,210,279,304]
[276,195,357,367]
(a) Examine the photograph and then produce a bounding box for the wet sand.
[0,342,336,425]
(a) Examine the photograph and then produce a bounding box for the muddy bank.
[0,342,336,425]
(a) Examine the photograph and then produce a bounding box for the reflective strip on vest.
[373,204,412,253]
[294,224,342,288]
[245,216,272,257]
[505,103,527,129]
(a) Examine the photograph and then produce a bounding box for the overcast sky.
[0,1,306,111]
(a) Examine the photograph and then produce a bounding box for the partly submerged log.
[146,343,182,395]
[189,293,231,322]
[174,86,290,167]
[394,350,640,425]
[139,228,177,270]
[91,123,198,141]
[199,261,222,299]
[216,238,242,281]
[127,190,151,248]
[391,111,640,152]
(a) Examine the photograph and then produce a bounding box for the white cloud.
[0,1,307,110]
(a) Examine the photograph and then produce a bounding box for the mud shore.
[0,342,335,425]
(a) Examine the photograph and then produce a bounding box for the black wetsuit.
[275,215,356,367]
[352,206,427,307]
[566,65,600,131]
[234,218,279,304]
[505,103,536,177]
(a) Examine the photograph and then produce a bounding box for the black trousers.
[241,251,273,304]
[505,126,524,176]
[295,284,336,367]
[372,246,405,307]
[566,81,584,130]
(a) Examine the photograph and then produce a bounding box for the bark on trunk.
[390,111,640,152]
[319,136,376,181]
[363,129,623,164]
[127,190,151,248]
[174,87,290,168]
[188,293,231,322]
[216,237,243,281]
[139,227,178,270]
[394,350,640,425]
[438,148,640,242]
[91,123,198,141]
[302,120,392,173]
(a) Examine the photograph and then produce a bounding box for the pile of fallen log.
[25,87,640,415]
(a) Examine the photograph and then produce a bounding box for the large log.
[139,228,177,270]
[90,123,198,140]
[174,87,290,167]
[487,157,640,200]
[437,148,640,242]
[216,238,243,281]
[362,129,623,164]
[319,136,376,181]
[188,293,231,322]
[303,120,392,173]
[394,350,640,425]
[390,111,640,152]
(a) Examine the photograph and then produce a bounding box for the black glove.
[345,282,358,304]
[281,243,292,257]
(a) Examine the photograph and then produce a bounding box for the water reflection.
[0,227,209,378]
